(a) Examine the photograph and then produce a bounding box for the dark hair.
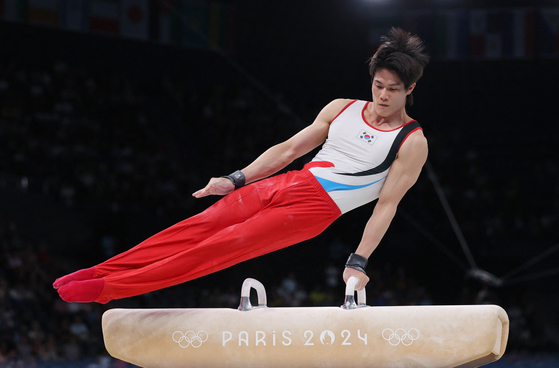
[369,27,429,106]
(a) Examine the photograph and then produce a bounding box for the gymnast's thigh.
[103,197,337,286]
[94,184,267,274]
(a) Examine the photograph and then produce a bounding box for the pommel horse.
[102,277,509,368]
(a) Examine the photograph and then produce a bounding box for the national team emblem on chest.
[356,130,378,146]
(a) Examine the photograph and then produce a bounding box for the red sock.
[57,279,106,303]
[53,267,96,289]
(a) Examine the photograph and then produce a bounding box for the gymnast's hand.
[343,267,370,291]
[192,177,235,198]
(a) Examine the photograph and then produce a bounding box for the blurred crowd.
[0,56,292,221]
[1,26,558,367]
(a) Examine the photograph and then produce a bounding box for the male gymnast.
[54,28,430,304]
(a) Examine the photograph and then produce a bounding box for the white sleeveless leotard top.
[307,100,422,214]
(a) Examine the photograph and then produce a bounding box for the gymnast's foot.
[57,279,105,303]
[53,267,95,289]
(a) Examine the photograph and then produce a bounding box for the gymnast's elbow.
[275,144,300,168]
[373,199,399,217]
[272,154,297,175]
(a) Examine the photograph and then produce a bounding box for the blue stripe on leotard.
[315,176,387,192]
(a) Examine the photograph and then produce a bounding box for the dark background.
[0,0,558,366]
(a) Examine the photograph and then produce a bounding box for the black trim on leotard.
[338,121,421,177]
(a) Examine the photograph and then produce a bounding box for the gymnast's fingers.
[355,273,370,290]
[192,177,235,198]
[192,178,217,198]
[343,267,369,290]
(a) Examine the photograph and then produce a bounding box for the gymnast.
[54,28,430,304]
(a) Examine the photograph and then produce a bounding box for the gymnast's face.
[371,68,415,117]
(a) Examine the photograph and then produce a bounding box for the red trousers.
[92,168,341,303]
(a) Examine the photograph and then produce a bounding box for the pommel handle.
[342,276,367,309]
[238,278,268,311]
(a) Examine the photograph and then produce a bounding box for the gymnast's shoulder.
[316,98,357,122]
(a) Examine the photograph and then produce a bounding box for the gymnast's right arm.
[192,99,350,198]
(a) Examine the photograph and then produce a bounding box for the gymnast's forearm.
[191,142,297,199]
[354,201,398,259]
[241,119,329,184]
[241,142,298,184]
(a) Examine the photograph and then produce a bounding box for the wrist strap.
[345,253,368,274]
[221,170,246,189]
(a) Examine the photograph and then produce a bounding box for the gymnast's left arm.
[193,99,345,198]
[343,130,428,290]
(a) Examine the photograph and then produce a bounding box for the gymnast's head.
[369,27,430,106]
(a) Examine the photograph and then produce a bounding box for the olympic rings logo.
[172,331,209,348]
[382,328,420,346]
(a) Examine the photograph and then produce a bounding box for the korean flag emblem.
[357,130,377,145]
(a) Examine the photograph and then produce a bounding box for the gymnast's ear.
[406,83,416,95]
